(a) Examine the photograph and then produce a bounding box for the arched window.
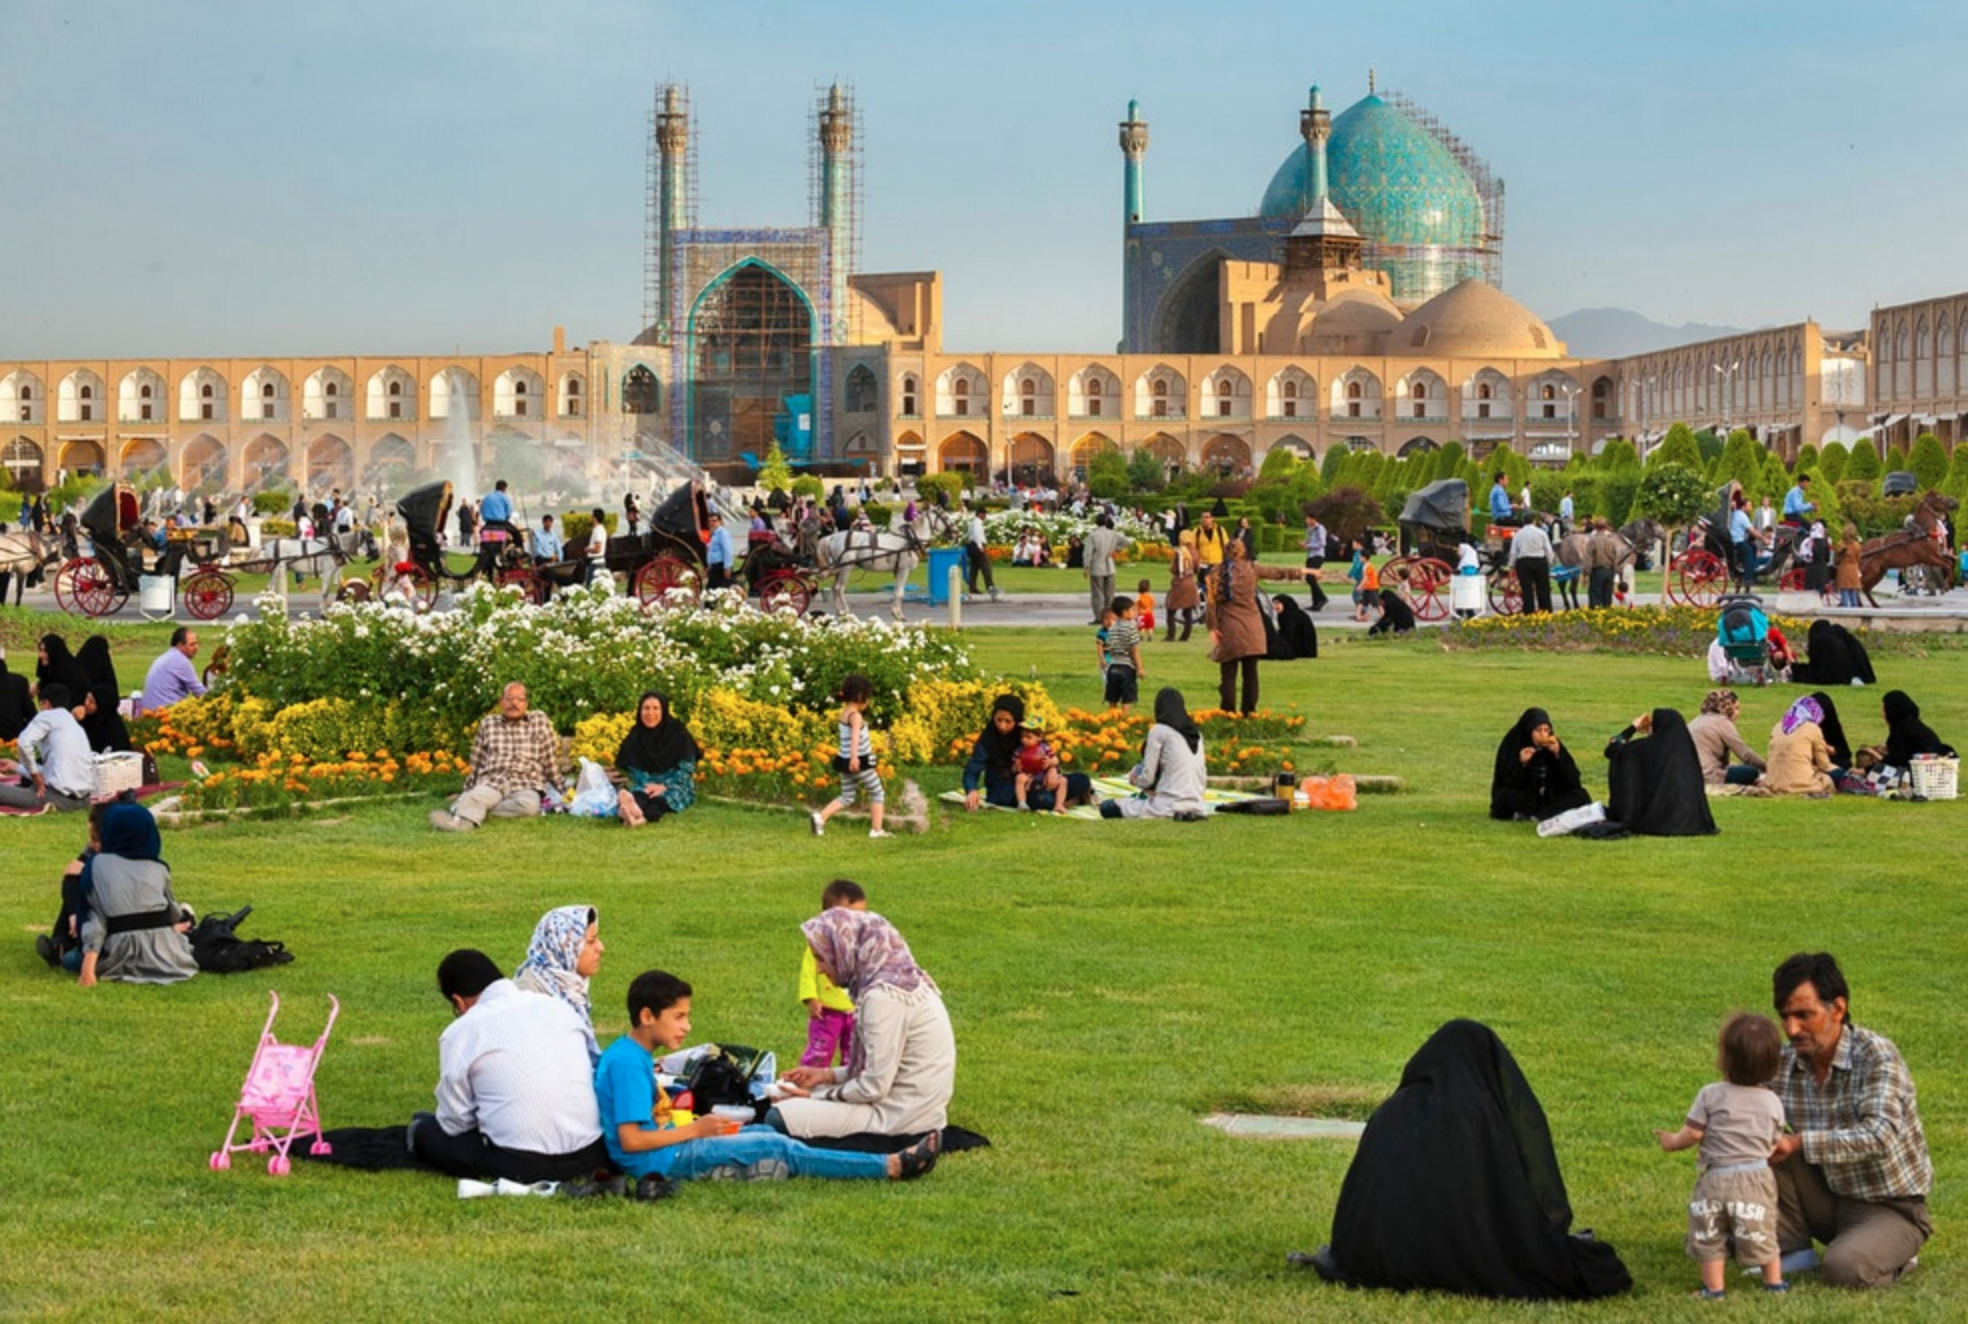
[1086,377,1104,416]
[1478,382,1493,400]
[901,374,919,416]
[1540,384,1556,401]
[622,365,660,415]
[1021,377,1037,417]
[388,380,401,396]
[845,364,877,413]
[1152,378,1170,418]
[953,379,970,416]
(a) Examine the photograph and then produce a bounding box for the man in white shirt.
[408,949,609,1183]
[1508,519,1556,615]
[963,507,999,600]
[0,684,96,812]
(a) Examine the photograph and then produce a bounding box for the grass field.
[1,608,1961,1322]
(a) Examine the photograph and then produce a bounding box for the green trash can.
[925,546,965,605]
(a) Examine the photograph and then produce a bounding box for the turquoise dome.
[1259,93,1487,301]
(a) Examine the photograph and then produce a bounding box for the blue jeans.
[1839,588,1860,608]
[659,1127,887,1182]
[1725,764,1762,786]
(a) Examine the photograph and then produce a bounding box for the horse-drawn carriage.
[1384,479,1522,619]
[334,480,545,610]
[599,483,816,612]
[50,484,154,617]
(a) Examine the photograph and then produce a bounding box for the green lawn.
[2,610,1962,1322]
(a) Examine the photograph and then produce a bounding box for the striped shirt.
[435,980,602,1154]
[1777,1023,1931,1201]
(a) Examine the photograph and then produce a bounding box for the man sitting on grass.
[430,682,565,831]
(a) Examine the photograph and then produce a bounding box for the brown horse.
[1860,492,1959,605]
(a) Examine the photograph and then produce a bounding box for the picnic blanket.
[939,777,1266,820]
[0,781,184,816]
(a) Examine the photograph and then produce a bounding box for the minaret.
[1283,83,1365,278]
[1299,85,1329,209]
[653,84,689,344]
[1119,99,1148,226]
[818,84,853,345]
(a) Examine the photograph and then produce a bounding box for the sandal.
[895,1130,941,1181]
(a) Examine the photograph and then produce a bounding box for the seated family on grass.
[1295,952,1930,1300]
[1490,685,1956,837]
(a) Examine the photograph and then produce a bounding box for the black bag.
[190,905,294,974]
[1215,796,1290,816]
[680,1044,763,1110]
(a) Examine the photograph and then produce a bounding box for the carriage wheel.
[1399,557,1454,622]
[182,570,235,621]
[635,555,702,607]
[335,579,374,605]
[52,559,85,614]
[61,559,125,618]
[757,570,813,616]
[1487,569,1523,616]
[1673,550,1729,609]
[1779,566,1806,593]
[401,566,440,611]
[497,567,547,605]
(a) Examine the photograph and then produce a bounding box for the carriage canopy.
[1399,479,1469,534]
[396,480,454,568]
[81,483,142,543]
[648,482,710,546]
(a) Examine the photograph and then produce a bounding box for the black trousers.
[965,542,995,592]
[1515,557,1552,614]
[1588,566,1614,609]
[409,1112,611,1183]
[1303,556,1328,608]
[1218,656,1260,714]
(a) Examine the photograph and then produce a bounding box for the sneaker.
[809,811,825,837]
[492,1178,559,1197]
[1691,1287,1726,1301]
[34,934,59,968]
[895,1131,940,1181]
[559,1172,628,1200]
[1764,1281,1789,1294]
[457,1179,499,1199]
[868,829,893,839]
[429,809,475,832]
[632,1175,680,1202]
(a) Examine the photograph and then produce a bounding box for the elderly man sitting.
[430,682,566,831]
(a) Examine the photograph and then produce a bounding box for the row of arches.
[0,430,559,493]
[892,364,1606,424]
[1877,310,1968,401]
[0,366,592,426]
[898,430,1324,477]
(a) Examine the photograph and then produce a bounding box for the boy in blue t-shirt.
[594,969,939,1183]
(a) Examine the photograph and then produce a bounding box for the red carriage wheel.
[1487,568,1523,616]
[181,570,235,621]
[635,555,702,607]
[403,565,439,611]
[52,559,86,614]
[1779,566,1806,592]
[757,570,813,616]
[1401,556,1455,622]
[1674,549,1729,609]
[68,559,125,617]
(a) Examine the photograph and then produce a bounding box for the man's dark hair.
[1774,951,1849,1014]
[1797,474,1811,486]
[1719,1012,1782,1086]
[39,682,70,710]
[495,479,509,492]
[627,969,691,1023]
[821,878,866,908]
[169,626,191,647]
[437,949,503,1003]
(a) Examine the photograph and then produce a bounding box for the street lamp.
[1561,383,1580,459]
[1711,360,1741,435]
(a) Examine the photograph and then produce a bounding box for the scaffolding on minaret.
[646,81,698,343]
[1382,87,1505,290]
[808,81,862,345]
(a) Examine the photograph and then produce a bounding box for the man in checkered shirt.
[1770,951,1931,1288]
[430,682,566,831]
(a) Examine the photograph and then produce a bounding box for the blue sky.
[3,0,1962,359]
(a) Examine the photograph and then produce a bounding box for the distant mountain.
[1548,308,1752,359]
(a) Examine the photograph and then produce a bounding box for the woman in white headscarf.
[514,904,604,1062]
[773,908,955,1141]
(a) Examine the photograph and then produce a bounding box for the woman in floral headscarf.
[513,904,604,1062]
[1763,696,1837,796]
[772,907,955,1142]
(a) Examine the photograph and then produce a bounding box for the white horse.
[813,516,940,621]
[0,528,61,601]
[248,536,350,604]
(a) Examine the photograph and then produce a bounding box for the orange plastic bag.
[1299,774,1357,811]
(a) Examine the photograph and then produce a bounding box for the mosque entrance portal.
[690,263,814,463]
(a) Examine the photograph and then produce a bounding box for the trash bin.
[139,575,176,622]
[1451,572,1485,616]
[925,546,965,606]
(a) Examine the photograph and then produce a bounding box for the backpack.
[189,905,294,974]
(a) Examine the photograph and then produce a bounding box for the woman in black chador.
[1488,708,1591,822]
[1296,1020,1632,1301]
[1603,708,1716,836]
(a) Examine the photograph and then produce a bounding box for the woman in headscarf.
[1100,687,1207,820]
[1365,587,1417,638]
[1205,539,1307,714]
[961,693,1091,811]
[1164,528,1200,642]
[76,802,197,987]
[774,908,956,1141]
[1806,690,1853,769]
[613,691,699,827]
[1866,690,1954,782]
[1789,619,1876,687]
[1687,689,1766,788]
[36,633,89,705]
[76,635,121,698]
[1602,709,1716,835]
[78,681,134,753]
[513,904,603,1062]
[1764,695,1837,796]
[1269,595,1318,660]
[1490,708,1592,822]
[0,648,34,742]
[1295,1019,1632,1301]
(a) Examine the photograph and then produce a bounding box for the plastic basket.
[93,751,145,801]
[1909,756,1958,801]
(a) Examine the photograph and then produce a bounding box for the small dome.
[1399,280,1563,359]
[1301,290,1403,356]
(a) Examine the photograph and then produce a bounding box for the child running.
[798,879,866,1069]
[1013,727,1067,813]
[1135,578,1156,636]
[811,674,890,839]
[594,969,937,1186]
[1654,1011,1789,1301]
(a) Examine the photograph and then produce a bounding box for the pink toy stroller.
[209,991,339,1175]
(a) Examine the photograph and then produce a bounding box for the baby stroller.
[209,992,340,1175]
[1715,594,1777,686]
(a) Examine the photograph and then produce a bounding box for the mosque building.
[0,77,1907,496]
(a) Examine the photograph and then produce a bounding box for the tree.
[1597,471,1642,526]
[1595,437,1640,470]
[1793,442,1819,474]
[1636,464,1709,547]
[1647,423,1702,473]
[1305,485,1385,546]
[1694,429,1724,465]
[1433,441,1467,477]
[1943,442,1968,502]
[1319,445,1348,484]
[1257,446,1300,482]
[1716,430,1764,492]
[1086,448,1130,500]
[1124,448,1165,494]
[1843,438,1883,487]
[1908,433,1949,490]
[1815,440,1850,484]
[1884,443,1910,475]
[757,443,794,494]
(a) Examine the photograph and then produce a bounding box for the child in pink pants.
[798,879,866,1068]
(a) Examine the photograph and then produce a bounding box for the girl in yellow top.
[797,879,867,1067]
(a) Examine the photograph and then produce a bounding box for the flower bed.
[1440,605,1812,656]
[168,748,469,817]
[981,508,1162,548]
